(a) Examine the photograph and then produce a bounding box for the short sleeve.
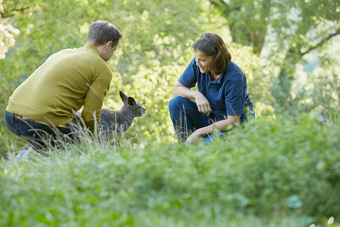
[225,76,246,116]
[178,58,198,88]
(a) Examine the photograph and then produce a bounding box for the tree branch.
[1,7,30,18]
[209,0,228,8]
[300,31,340,56]
[208,0,241,13]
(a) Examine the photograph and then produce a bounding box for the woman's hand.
[194,91,212,116]
[173,82,211,116]
[185,129,203,144]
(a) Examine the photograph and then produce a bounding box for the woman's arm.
[173,82,212,116]
[186,115,240,144]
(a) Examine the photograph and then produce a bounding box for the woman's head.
[87,20,122,48]
[192,33,231,75]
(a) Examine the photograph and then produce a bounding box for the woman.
[168,33,254,143]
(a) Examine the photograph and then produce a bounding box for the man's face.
[102,40,119,62]
[107,43,118,60]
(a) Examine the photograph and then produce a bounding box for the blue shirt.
[178,58,254,122]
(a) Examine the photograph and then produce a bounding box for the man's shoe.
[16,145,35,160]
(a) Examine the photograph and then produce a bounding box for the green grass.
[0,114,339,226]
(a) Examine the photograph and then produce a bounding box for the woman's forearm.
[195,116,240,136]
[185,116,240,144]
[173,85,200,99]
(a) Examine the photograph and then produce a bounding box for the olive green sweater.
[6,43,112,133]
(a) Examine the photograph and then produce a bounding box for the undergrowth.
[0,114,339,227]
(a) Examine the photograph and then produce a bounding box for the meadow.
[1,0,339,226]
[1,114,339,226]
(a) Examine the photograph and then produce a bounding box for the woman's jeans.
[4,110,77,150]
[168,96,225,143]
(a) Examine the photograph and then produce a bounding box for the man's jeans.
[4,110,77,150]
[168,96,225,142]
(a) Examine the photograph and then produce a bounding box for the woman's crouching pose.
[169,32,255,143]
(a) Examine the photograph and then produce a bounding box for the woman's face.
[194,50,214,74]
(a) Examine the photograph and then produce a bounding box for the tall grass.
[0,114,339,226]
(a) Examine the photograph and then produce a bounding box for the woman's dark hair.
[87,20,122,47]
[192,33,231,75]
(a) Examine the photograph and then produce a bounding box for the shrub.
[0,114,339,226]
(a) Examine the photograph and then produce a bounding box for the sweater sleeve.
[81,68,112,133]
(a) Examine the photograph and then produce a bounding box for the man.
[4,20,122,155]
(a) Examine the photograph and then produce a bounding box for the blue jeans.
[168,96,225,142]
[4,110,78,150]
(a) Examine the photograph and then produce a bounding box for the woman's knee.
[168,96,188,111]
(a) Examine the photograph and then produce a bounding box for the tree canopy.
[0,0,339,153]
[209,0,340,112]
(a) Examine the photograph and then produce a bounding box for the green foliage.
[0,0,337,160]
[0,0,201,154]
[0,114,339,226]
[0,0,266,156]
[210,0,340,113]
[294,54,340,114]
[0,60,28,155]
[1,2,339,225]
[224,114,340,219]
[267,0,339,112]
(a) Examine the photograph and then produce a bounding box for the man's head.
[87,20,122,61]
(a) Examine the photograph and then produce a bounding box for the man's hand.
[194,92,212,116]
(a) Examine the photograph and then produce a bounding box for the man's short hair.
[87,20,122,47]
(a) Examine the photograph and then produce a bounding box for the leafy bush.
[1,1,339,225]
[0,70,28,156]
[0,114,339,226]
[294,65,340,116]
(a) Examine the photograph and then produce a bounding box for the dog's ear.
[127,97,136,106]
[119,91,128,103]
